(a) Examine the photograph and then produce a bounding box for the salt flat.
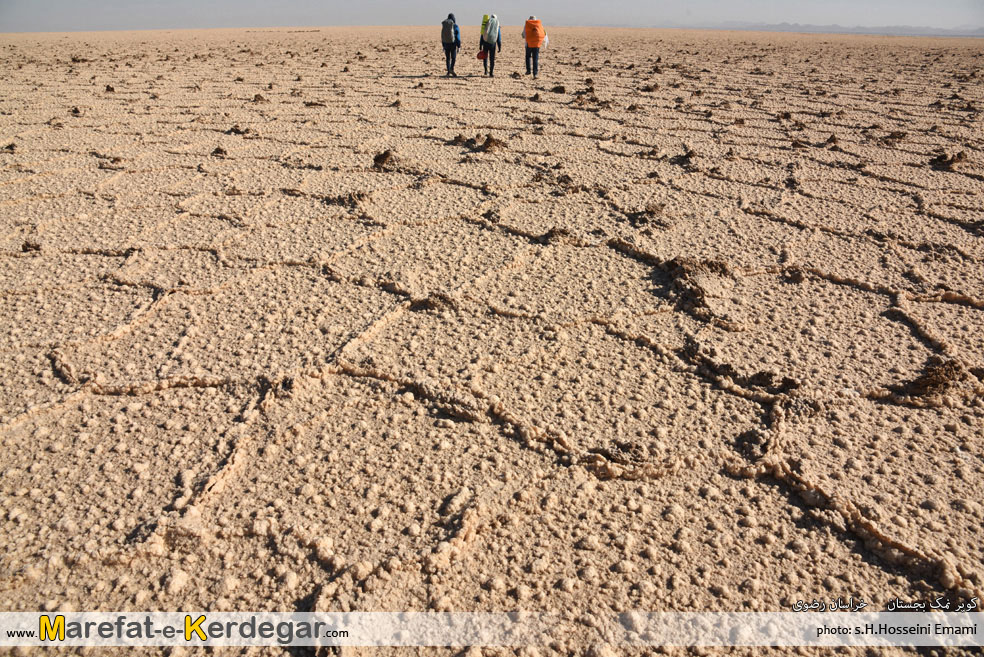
[1,25,982,655]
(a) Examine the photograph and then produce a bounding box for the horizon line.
[2,23,983,38]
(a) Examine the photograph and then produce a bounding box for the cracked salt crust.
[0,25,982,656]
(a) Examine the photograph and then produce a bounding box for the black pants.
[525,46,540,75]
[443,43,457,73]
[482,41,496,75]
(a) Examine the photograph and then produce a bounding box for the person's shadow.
[391,74,481,79]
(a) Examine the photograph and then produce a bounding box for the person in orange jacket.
[522,16,547,79]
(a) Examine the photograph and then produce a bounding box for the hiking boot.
[533,74,538,80]
[451,71,457,77]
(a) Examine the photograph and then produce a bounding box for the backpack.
[484,16,499,44]
[441,19,455,44]
[524,19,545,47]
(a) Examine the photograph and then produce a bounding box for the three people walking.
[440,13,543,79]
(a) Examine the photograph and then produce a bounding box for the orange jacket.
[524,19,545,47]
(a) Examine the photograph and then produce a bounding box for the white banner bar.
[0,612,980,647]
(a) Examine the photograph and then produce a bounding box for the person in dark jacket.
[440,13,461,77]
[481,13,502,77]
[479,14,490,75]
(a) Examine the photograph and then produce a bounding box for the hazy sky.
[1,0,982,32]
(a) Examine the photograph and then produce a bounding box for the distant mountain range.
[695,22,984,38]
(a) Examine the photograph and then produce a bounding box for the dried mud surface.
[1,26,982,656]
